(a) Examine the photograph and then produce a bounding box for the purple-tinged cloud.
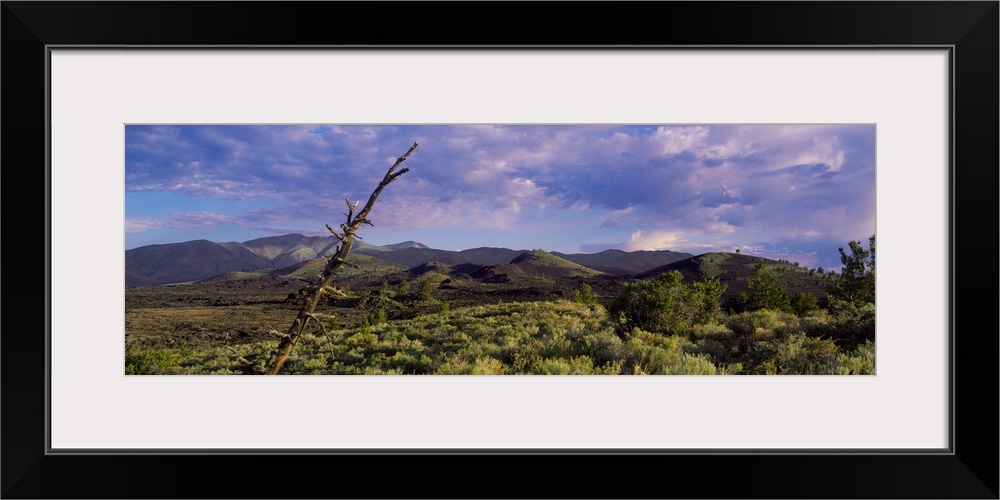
[126,124,875,270]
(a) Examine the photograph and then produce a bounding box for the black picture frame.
[3,2,996,498]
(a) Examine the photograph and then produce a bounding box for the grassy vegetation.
[696,252,729,279]
[280,254,406,280]
[129,299,873,375]
[513,249,605,278]
[128,239,876,375]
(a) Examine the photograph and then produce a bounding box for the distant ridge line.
[125,233,694,286]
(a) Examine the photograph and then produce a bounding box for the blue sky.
[125,124,875,271]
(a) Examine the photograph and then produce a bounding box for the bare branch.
[305,313,329,336]
[261,141,418,375]
[351,141,418,224]
[268,329,289,339]
[386,167,410,184]
[325,223,345,241]
[331,257,358,268]
[225,345,255,367]
[307,313,332,341]
[344,198,361,224]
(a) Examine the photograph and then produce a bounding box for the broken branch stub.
[261,141,419,375]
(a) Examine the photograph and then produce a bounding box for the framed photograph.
[4,2,996,498]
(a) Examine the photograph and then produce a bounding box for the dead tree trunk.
[261,141,419,375]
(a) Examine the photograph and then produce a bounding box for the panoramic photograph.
[125,124,876,375]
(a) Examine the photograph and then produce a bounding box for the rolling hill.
[411,247,524,267]
[125,239,269,286]
[274,253,407,280]
[125,233,695,287]
[553,248,692,274]
[400,250,606,286]
[509,250,605,278]
[636,252,832,304]
[241,234,337,260]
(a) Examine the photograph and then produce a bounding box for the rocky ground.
[124,271,626,350]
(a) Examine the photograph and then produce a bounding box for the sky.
[125,124,875,271]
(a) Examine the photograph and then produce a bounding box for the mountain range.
[124,233,692,286]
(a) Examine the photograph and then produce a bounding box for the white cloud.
[124,217,162,233]
[623,229,688,251]
[651,126,709,155]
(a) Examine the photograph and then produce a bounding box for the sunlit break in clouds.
[125,124,875,271]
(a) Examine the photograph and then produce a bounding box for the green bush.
[607,271,726,336]
[726,309,801,339]
[725,312,756,337]
[690,338,727,363]
[469,357,508,375]
[125,345,181,375]
[537,358,572,375]
[828,235,875,306]
[326,313,341,332]
[741,264,791,312]
[789,292,819,316]
[574,282,597,305]
[690,323,734,341]
[363,308,387,328]
[813,301,876,350]
[621,330,693,374]
[834,340,875,374]
[662,353,719,375]
[417,280,433,301]
[576,329,623,367]
[740,333,840,374]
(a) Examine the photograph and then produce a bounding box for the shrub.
[828,235,875,306]
[689,338,728,364]
[538,358,575,375]
[574,283,597,306]
[662,353,719,375]
[621,330,692,374]
[725,312,756,337]
[782,334,839,374]
[740,333,839,374]
[363,308,387,328]
[741,264,791,313]
[388,351,433,374]
[607,271,726,336]
[417,280,433,301]
[789,292,819,316]
[726,309,800,339]
[814,301,876,350]
[835,340,875,374]
[690,323,734,341]
[577,330,624,367]
[125,345,181,375]
[469,357,508,375]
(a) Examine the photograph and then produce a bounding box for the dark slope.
[554,248,693,275]
[636,252,832,303]
[125,240,269,286]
